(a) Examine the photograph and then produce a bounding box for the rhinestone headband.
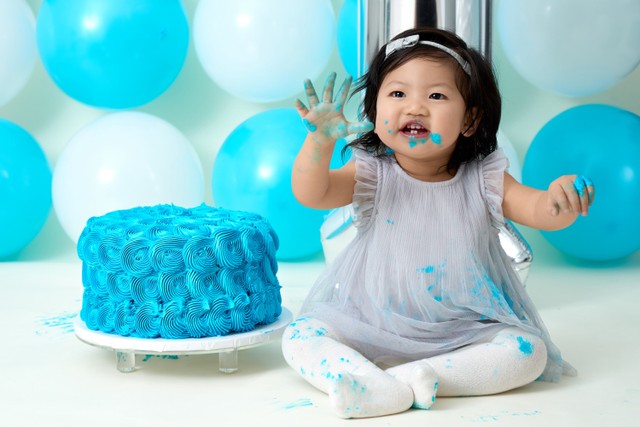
[384,34,472,76]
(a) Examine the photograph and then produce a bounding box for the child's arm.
[502,173,595,231]
[292,73,373,209]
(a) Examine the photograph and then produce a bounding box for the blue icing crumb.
[517,336,533,355]
[284,398,314,410]
[418,265,435,274]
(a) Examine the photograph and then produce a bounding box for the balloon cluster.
[498,0,640,261]
[1,0,338,260]
[2,0,638,264]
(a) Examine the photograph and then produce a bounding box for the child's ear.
[462,108,481,137]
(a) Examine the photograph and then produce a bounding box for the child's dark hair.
[347,27,501,174]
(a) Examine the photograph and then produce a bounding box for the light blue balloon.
[212,109,348,260]
[36,0,189,109]
[497,0,640,97]
[0,119,52,259]
[193,0,335,102]
[337,0,358,77]
[523,105,640,261]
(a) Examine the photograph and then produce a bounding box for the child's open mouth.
[400,121,430,139]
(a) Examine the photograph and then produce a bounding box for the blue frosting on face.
[78,204,282,339]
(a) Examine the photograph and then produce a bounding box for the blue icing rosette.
[183,236,218,273]
[160,298,190,339]
[158,271,189,302]
[114,300,135,336]
[212,227,244,269]
[105,272,132,301]
[134,300,162,338]
[97,234,125,272]
[120,238,153,277]
[185,298,211,338]
[150,236,187,273]
[130,276,160,303]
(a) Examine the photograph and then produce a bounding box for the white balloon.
[52,112,204,243]
[0,0,37,107]
[497,0,640,97]
[193,0,335,103]
[497,129,522,183]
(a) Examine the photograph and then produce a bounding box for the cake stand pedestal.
[74,307,292,374]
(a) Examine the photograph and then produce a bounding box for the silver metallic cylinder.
[358,0,492,76]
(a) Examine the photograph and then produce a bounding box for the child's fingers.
[584,176,595,206]
[574,175,595,215]
[564,180,582,214]
[304,79,319,108]
[335,75,353,110]
[347,120,374,135]
[322,72,337,103]
[294,99,309,117]
[548,182,570,216]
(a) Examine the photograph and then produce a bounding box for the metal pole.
[358,0,492,75]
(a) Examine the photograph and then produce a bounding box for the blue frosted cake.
[77,204,282,339]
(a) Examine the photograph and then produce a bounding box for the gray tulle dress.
[299,148,575,382]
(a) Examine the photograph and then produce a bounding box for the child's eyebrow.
[382,80,456,91]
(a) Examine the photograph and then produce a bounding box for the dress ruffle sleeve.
[352,149,379,230]
[480,149,509,227]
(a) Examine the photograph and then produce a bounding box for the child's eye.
[390,91,405,98]
[429,93,446,100]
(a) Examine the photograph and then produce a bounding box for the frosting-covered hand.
[295,72,373,142]
[547,175,595,216]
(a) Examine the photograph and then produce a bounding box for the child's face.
[374,57,471,164]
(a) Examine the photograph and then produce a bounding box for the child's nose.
[405,97,428,115]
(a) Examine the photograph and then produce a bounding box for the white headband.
[384,34,472,76]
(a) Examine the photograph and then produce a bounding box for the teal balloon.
[36,0,189,109]
[337,0,358,77]
[0,119,52,259]
[523,105,640,261]
[212,109,348,260]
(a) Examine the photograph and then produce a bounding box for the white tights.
[281,317,547,419]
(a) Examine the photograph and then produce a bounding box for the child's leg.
[386,327,547,402]
[281,316,413,418]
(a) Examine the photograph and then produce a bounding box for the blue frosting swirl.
[114,300,135,336]
[218,268,245,296]
[97,302,116,332]
[160,299,189,339]
[134,300,161,338]
[185,298,210,337]
[212,227,243,269]
[183,236,218,273]
[130,276,160,303]
[240,226,266,263]
[97,234,125,272]
[121,238,153,277]
[106,272,132,301]
[158,271,189,302]
[150,236,187,273]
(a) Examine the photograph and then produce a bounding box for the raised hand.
[547,175,595,217]
[295,72,373,143]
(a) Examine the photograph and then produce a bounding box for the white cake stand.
[74,307,292,374]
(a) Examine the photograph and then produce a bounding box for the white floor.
[2,229,640,427]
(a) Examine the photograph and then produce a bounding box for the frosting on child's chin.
[405,132,442,148]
